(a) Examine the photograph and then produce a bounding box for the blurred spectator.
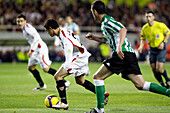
[0,0,169,28]
[17,50,27,62]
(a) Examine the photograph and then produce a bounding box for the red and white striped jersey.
[22,23,47,53]
[58,28,91,70]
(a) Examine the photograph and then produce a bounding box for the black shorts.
[103,52,142,80]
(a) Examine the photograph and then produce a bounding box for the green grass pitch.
[0,62,170,113]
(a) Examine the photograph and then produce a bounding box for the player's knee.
[54,74,59,81]
[43,69,49,73]
[76,79,84,85]
[93,74,103,80]
[135,83,143,90]
[54,74,63,81]
[155,68,163,73]
[93,74,98,79]
[28,67,34,71]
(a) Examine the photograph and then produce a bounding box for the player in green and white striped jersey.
[85,1,170,113]
[101,14,134,53]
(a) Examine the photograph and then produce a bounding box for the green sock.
[150,83,170,97]
[95,85,105,108]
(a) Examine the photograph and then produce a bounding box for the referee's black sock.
[29,69,44,87]
[82,80,96,94]
[56,80,67,104]
[154,72,165,87]
[161,70,170,82]
[47,68,57,76]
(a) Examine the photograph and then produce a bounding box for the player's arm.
[85,32,106,43]
[138,27,146,53]
[27,27,41,57]
[138,39,146,53]
[73,30,80,35]
[63,37,74,72]
[158,26,170,49]
[117,27,127,60]
[73,24,80,35]
[54,36,60,49]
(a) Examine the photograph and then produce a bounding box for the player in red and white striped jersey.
[44,19,110,110]
[16,14,70,91]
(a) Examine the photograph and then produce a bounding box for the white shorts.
[28,52,52,69]
[62,55,90,77]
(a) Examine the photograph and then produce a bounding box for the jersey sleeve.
[25,25,41,51]
[54,36,60,47]
[161,23,170,35]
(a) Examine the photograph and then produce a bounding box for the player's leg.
[128,74,170,97]
[156,62,170,88]
[40,54,70,90]
[150,63,165,87]
[28,65,46,90]
[75,75,95,94]
[92,64,113,112]
[54,66,69,105]
[43,66,57,76]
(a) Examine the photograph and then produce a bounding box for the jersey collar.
[101,14,109,23]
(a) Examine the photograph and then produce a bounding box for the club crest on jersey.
[59,86,64,91]
[156,34,160,39]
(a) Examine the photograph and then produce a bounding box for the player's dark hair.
[91,0,106,14]
[146,10,154,15]
[17,14,26,20]
[44,19,59,30]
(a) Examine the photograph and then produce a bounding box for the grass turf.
[0,62,169,113]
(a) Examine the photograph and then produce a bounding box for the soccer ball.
[44,94,59,108]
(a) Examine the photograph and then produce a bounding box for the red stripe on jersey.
[67,68,72,72]
[38,43,41,48]
[61,30,84,54]
[72,58,76,62]
[42,55,49,67]
[26,24,29,28]
[31,49,34,52]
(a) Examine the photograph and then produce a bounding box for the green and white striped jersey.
[101,14,134,53]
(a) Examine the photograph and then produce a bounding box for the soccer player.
[85,1,170,113]
[44,19,109,110]
[16,14,70,90]
[65,16,81,41]
[138,11,170,88]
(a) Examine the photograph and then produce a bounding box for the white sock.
[94,79,104,86]
[100,108,104,112]
[142,81,151,91]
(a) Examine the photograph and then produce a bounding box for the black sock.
[82,80,96,94]
[154,72,165,87]
[48,68,57,76]
[56,80,67,104]
[29,69,44,87]
[161,70,170,82]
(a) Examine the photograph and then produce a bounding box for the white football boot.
[32,84,47,91]
[85,108,105,113]
[52,102,69,110]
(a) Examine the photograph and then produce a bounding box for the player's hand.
[117,46,124,60]
[85,32,94,40]
[138,47,143,53]
[158,42,164,50]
